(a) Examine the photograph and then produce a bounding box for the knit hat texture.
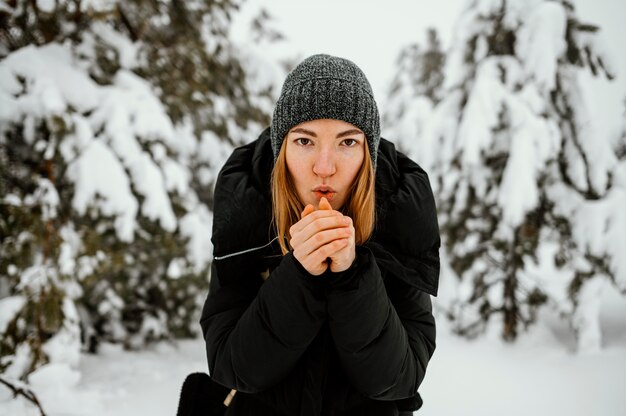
[270,54,380,168]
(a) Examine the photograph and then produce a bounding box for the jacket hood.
[211,127,439,296]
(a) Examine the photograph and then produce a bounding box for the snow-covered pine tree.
[415,0,624,351]
[617,99,626,161]
[0,0,280,381]
[382,28,445,156]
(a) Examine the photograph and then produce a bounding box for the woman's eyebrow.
[336,129,364,138]
[289,127,364,138]
[289,127,317,137]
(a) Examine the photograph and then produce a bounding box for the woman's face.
[285,119,365,211]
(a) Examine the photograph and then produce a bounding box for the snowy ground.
[2,288,625,416]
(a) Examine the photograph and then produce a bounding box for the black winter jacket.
[200,127,440,416]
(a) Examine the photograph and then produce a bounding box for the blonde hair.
[271,138,376,255]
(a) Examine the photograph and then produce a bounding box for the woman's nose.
[312,149,336,177]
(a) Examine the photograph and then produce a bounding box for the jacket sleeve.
[325,245,437,400]
[200,252,327,393]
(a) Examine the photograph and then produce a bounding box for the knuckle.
[310,255,322,266]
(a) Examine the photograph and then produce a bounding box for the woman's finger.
[318,196,332,211]
[297,227,352,256]
[295,216,350,247]
[307,238,349,266]
[290,209,342,236]
[328,233,355,272]
[301,204,315,219]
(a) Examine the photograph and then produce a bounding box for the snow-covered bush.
[385,0,625,352]
[382,28,445,155]
[0,0,281,381]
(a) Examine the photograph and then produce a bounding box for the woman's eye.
[295,138,312,146]
[342,139,358,147]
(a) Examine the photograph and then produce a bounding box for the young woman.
[197,54,440,416]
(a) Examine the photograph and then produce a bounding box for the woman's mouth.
[313,190,336,200]
[313,186,337,200]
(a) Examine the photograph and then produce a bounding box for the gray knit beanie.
[270,54,380,168]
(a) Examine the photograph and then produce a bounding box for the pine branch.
[0,376,47,416]
[116,3,138,42]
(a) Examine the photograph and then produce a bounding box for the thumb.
[318,196,332,211]
[301,204,315,219]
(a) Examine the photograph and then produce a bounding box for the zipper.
[213,236,280,260]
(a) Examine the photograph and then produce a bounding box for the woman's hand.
[317,198,356,273]
[289,197,355,276]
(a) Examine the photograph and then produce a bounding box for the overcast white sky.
[232,0,626,138]
[232,0,465,102]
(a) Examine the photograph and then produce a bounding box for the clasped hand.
[289,197,356,276]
